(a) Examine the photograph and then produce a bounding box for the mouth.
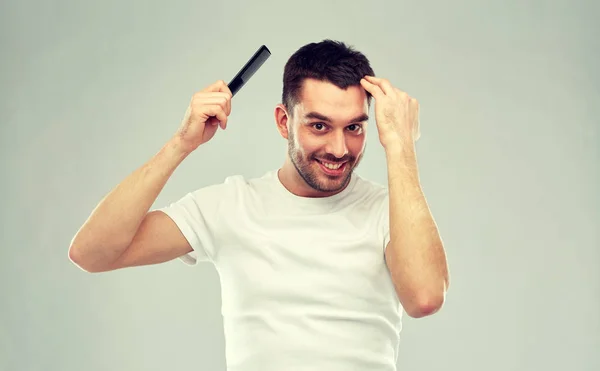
[315,159,348,176]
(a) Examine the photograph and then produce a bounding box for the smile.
[319,161,343,170]
[315,159,347,175]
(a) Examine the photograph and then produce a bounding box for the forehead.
[295,78,368,120]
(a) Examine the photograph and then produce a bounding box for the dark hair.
[282,39,375,116]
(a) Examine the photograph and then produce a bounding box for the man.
[69,39,450,371]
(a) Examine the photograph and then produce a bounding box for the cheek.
[348,136,366,155]
[293,132,321,157]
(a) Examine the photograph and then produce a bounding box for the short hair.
[282,39,375,116]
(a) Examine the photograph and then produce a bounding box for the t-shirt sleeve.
[378,192,391,253]
[155,183,227,266]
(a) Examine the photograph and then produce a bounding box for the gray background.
[1,0,598,370]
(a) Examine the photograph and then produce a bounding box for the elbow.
[68,243,90,272]
[405,273,450,318]
[68,242,103,273]
[404,292,446,319]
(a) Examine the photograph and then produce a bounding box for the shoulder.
[352,174,389,205]
[351,176,390,232]
[187,170,274,201]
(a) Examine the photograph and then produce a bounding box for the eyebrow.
[304,111,369,123]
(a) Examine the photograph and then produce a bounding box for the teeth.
[320,161,343,170]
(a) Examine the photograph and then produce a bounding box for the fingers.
[362,75,395,95]
[360,75,400,99]
[192,80,234,131]
[362,76,416,102]
[202,104,228,130]
[203,81,233,111]
[201,81,233,129]
[360,77,385,99]
[196,93,232,115]
[202,80,233,96]
[361,75,421,141]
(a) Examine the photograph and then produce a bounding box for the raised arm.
[68,80,233,272]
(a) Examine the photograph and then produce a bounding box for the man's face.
[286,79,369,195]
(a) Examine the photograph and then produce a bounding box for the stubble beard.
[287,130,364,194]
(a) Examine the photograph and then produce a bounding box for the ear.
[274,104,291,140]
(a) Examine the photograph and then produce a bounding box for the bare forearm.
[69,137,189,267]
[385,146,449,315]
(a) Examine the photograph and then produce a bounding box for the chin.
[290,153,355,194]
[311,160,352,190]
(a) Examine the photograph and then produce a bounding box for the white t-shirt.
[158,169,403,371]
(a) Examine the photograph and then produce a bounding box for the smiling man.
[69,39,450,371]
[276,78,369,197]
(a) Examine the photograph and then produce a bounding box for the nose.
[326,131,349,159]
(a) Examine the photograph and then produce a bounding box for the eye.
[347,124,363,133]
[312,122,327,131]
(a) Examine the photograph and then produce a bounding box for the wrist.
[384,142,416,164]
[163,136,193,165]
[167,135,194,158]
[384,141,420,185]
